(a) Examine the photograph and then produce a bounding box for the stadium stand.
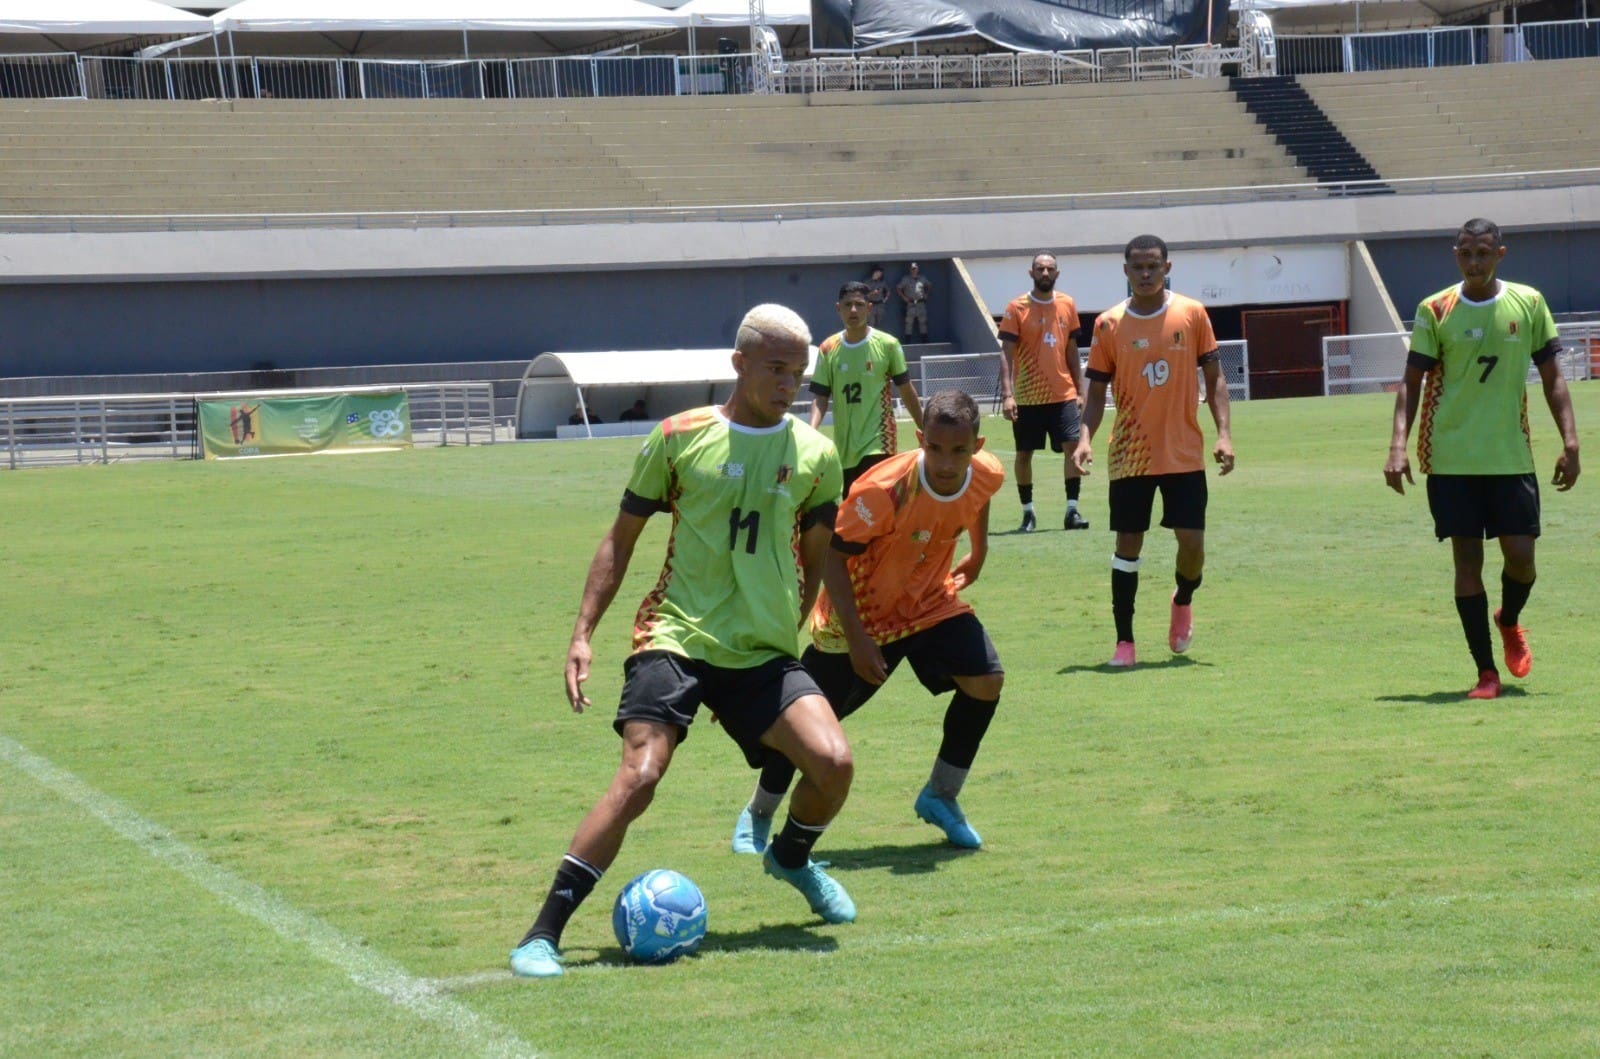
[0,78,1307,216]
[1300,58,1600,181]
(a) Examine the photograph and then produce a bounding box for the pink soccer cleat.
[1493,609,1531,679]
[1107,641,1137,668]
[1169,593,1193,654]
[1466,670,1501,701]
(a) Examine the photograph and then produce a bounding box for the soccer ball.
[611,869,708,964]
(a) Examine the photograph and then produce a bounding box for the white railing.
[4,19,1597,102]
[1322,326,1598,397]
[1,383,497,470]
[1279,18,1600,75]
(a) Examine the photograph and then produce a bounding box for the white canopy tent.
[212,0,687,33]
[675,0,809,28]
[0,0,215,35]
[517,347,819,439]
[1234,0,1540,33]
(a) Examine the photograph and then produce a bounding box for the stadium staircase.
[1228,75,1388,191]
[1299,58,1600,181]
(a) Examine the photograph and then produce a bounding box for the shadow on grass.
[820,841,976,875]
[695,922,840,955]
[1056,655,1208,675]
[1376,685,1530,705]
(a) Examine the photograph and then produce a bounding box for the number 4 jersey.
[1409,282,1559,476]
[622,406,843,668]
[1086,292,1218,480]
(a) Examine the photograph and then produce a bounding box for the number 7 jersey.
[622,407,843,668]
[1409,281,1559,476]
[1086,292,1218,480]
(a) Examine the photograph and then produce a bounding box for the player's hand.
[950,554,979,591]
[1384,449,1414,494]
[1071,438,1093,476]
[563,638,593,713]
[1213,439,1236,476]
[1001,395,1018,422]
[1553,446,1581,491]
[847,636,889,686]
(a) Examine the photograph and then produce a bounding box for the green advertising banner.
[199,392,413,460]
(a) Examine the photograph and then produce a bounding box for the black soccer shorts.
[1011,400,1081,454]
[614,650,823,768]
[1426,473,1541,540]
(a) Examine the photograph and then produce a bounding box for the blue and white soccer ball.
[611,869,708,964]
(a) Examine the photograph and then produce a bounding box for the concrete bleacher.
[1300,58,1600,182]
[0,78,1306,216]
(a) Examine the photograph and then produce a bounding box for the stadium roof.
[0,0,214,34]
[212,0,687,33]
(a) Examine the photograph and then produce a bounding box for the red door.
[1243,305,1343,399]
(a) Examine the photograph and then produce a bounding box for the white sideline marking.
[0,734,538,1059]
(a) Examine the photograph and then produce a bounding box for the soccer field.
[3,387,1597,1057]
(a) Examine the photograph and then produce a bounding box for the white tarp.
[0,0,214,34]
[213,0,687,32]
[517,347,819,438]
[676,0,809,27]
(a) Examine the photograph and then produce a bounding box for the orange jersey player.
[1074,234,1235,669]
[999,251,1089,533]
[731,390,1008,852]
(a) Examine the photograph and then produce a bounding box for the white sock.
[928,758,969,801]
[748,785,784,818]
[1067,498,1079,512]
[1022,501,1036,514]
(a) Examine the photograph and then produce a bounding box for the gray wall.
[1368,228,1600,323]
[0,260,953,378]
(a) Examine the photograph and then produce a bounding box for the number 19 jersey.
[1086,293,1217,480]
[1409,282,1558,476]
[624,407,843,669]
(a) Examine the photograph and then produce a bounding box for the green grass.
[3,387,1598,1057]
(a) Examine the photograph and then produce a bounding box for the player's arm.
[1535,343,1581,490]
[1384,354,1432,494]
[998,335,1020,421]
[565,508,650,713]
[1065,337,1085,407]
[797,507,836,624]
[950,500,991,591]
[895,374,924,432]
[1073,373,1110,475]
[821,544,888,685]
[1200,353,1235,475]
[809,391,830,430]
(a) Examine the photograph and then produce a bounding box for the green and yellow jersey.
[1410,281,1560,475]
[810,328,910,470]
[622,407,843,669]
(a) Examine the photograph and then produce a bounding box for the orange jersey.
[811,448,1004,652]
[1086,293,1217,480]
[999,292,1081,405]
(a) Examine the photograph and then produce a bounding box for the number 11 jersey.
[622,407,843,668]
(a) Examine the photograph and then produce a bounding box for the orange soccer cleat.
[1466,670,1501,700]
[1493,609,1532,679]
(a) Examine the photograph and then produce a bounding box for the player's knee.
[612,759,665,816]
[803,740,854,798]
[964,672,1004,701]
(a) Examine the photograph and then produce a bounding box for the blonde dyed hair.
[735,303,811,353]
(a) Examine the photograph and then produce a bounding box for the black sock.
[518,854,602,948]
[937,691,999,769]
[757,749,798,801]
[1066,478,1081,502]
[768,813,827,870]
[1174,572,1202,606]
[1499,572,1535,627]
[1018,483,1034,505]
[1455,592,1496,674]
[1112,555,1139,643]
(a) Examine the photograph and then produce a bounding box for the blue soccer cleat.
[731,806,772,854]
[914,786,983,849]
[509,937,564,978]
[762,850,856,924]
